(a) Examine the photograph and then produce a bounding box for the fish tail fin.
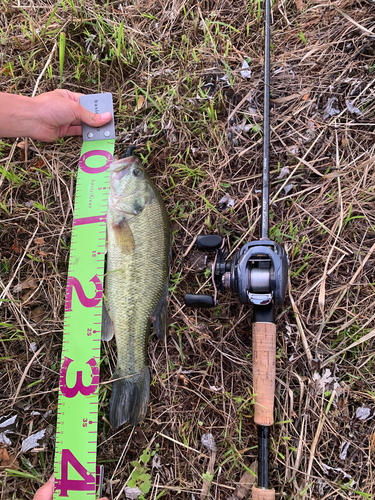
[109,366,150,428]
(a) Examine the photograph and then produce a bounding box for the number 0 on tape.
[53,94,115,499]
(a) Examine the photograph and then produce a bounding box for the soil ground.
[1,1,375,499]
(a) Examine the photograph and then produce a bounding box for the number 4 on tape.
[53,93,115,499]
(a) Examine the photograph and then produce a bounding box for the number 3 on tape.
[53,93,115,499]
[60,357,99,398]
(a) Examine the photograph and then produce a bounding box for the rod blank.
[261,0,271,240]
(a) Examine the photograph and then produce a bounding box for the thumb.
[76,104,112,127]
[34,475,54,500]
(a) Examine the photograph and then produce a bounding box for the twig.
[32,42,58,98]
[12,346,44,405]
[157,432,207,456]
[322,327,375,368]
[317,240,375,340]
[288,278,313,367]
[334,7,375,38]
[306,390,336,480]
[0,224,40,304]
[318,128,344,318]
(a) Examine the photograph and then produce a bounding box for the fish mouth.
[113,166,131,181]
[110,156,139,173]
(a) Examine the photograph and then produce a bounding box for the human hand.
[33,475,109,500]
[30,89,112,142]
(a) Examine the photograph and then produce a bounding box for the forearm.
[0,93,38,138]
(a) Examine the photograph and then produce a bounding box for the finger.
[74,104,112,127]
[55,89,84,103]
[66,91,84,103]
[34,475,54,500]
[64,125,82,137]
[70,119,82,126]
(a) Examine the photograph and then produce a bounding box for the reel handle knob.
[196,234,222,251]
[184,294,215,309]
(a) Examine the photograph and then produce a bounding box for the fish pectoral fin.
[101,301,115,341]
[151,278,169,340]
[112,217,135,253]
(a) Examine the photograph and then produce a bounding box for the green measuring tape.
[53,94,115,499]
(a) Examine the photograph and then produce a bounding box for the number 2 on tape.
[65,275,103,312]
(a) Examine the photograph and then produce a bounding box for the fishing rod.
[184,0,288,497]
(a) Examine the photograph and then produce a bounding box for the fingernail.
[49,474,55,483]
[100,112,112,121]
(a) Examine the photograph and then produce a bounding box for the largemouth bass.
[102,154,171,428]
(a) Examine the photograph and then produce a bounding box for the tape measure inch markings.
[53,93,115,500]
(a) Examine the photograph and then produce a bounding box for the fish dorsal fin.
[112,217,135,254]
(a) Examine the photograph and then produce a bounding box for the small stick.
[157,432,207,456]
[334,7,375,37]
[288,278,313,367]
[306,391,336,480]
[12,346,44,405]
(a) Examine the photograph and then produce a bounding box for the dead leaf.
[11,240,22,254]
[324,170,346,179]
[30,306,44,323]
[0,448,9,462]
[370,430,375,454]
[0,448,18,469]
[124,487,143,499]
[38,250,48,257]
[13,277,37,293]
[188,251,207,271]
[177,373,189,385]
[228,468,256,499]
[295,0,305,10]
[271,93,304,104]
[21,289,34,302]
[34,237,44,245]
[33,158,46,170]
[302,93,309,100]
[136,95,145,110]
[201,433,217,500]
[21,429,46,452]
[17,141,26,161]
[133,427,147,446]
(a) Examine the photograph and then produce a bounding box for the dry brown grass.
[1,0,375,499]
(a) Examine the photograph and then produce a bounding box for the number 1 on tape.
[53,94,115,499]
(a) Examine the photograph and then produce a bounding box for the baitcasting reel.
[185,234,289,497]
[185,234,288,311]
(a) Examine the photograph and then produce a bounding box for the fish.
[102,153,171,428]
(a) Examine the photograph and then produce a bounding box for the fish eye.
[132,168,142,178]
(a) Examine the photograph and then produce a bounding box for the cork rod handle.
[252,322,276,426]
[252,485,276,500]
